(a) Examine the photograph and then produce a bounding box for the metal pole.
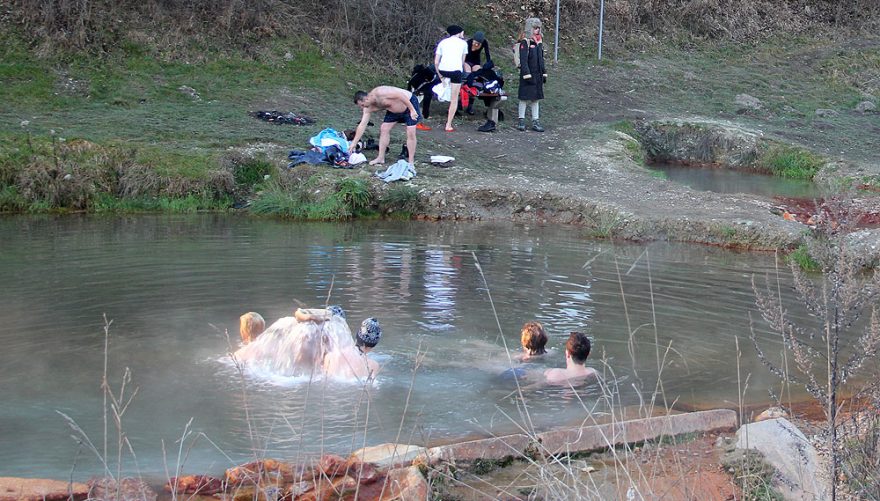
[554,0,560,62]
[598,0,605,60]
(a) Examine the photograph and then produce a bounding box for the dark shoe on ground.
[466,105,475,115]
[478,120,496,132]
[398,145,409,160]
[531,120,545,132]
[516,118,526,131]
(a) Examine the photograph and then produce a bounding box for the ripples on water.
[0,215,838,478]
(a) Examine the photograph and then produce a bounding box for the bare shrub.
[839,391,880,500]
[116,162,164,198]
[751,195,880,500]
[8,0,456,61]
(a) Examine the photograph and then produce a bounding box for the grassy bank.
[2,17,878,215]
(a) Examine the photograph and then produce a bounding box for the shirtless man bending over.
[349,86,421,167]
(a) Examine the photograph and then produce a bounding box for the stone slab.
[538,409,737,455]
[423,434,532,464]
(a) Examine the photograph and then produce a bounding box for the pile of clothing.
[288,128,355,168]
[461,64,505,115]
[251,110,315,125]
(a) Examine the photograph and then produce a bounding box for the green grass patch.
[231,157,275,187]
[624,139,646,165]
[0,186,26,212]
[379,185,422,216]
[131,147,216,178]
[0,31,59,107]
[334,178,372,215]
[611,120,637,136]
[758,144,824,180]
[250,174,379,221]
[787,244,820,272]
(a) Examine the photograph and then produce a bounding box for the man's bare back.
[364,86,413,113]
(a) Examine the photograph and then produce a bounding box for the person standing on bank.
[515,17,547,132]
[434,25,468,132]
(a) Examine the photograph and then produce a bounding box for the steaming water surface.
[0,215,830,478]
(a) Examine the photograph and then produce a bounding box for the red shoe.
[416,123,432,131]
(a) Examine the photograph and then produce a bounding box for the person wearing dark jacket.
[463,31,493,114]
[465,31,491,73]
[515,17,547,132]
[407,63,439,128]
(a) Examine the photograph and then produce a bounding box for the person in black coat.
[515,17,547,132]
[407,63,440,127]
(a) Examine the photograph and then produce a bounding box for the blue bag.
[309,128,349,153]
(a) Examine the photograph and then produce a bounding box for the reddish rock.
[226,459,296,485]
[0,477,89,501]
[316,454,349,478]
[315,455,380,485]
[226,484,288,501]
[381,466,429,501]
[86,478,157,501]
[296,476,357,501]
[164,475,223,495]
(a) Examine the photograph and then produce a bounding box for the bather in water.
[233,306,355,378]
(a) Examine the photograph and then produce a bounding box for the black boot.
[478,120,496,132]
[516,118,526,131]
[398,145,409,160]
[466,102,475,115]
[531,120,545,132]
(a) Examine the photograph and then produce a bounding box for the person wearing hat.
[323,317,383,381]
[434,25,468,132]
[464,31,491,74]
[464,31,492,88]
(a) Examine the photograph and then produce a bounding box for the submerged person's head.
[239,312,266,344]
[566,332,591,364]
[520,321,547,356]
[356,317,382,351]
[328,305,346,319]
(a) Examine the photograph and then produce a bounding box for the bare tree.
[751,196,880,500]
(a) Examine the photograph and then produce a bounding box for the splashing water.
[233,315,354,378]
